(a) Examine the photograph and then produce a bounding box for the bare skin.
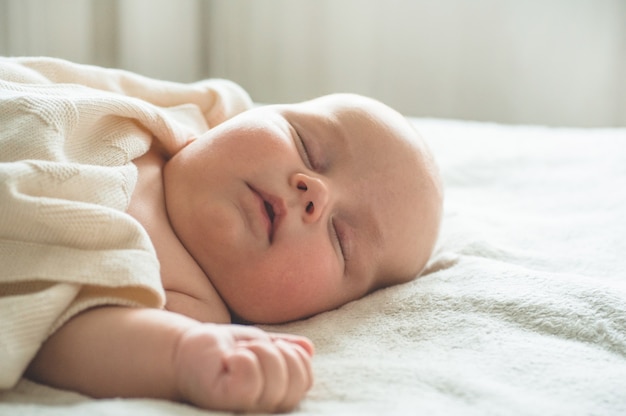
[26,308,314,413]
[26,94,443,413]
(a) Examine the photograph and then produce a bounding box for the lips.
[248,185,284,242]
[263,200,276,224]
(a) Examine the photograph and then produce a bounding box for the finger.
[226,324,272,342]
[217,347,264,412]
[270,333,315,357]
[294,340,314,392]
[242,340,288,412]
[274,339,315,412]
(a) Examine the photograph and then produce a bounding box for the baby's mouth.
[259,191,286,243]
[264,201,276,225]
[248,184,286,242]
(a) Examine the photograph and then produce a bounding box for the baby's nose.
[290,173,329,223]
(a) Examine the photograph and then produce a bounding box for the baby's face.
[164,94,442,323]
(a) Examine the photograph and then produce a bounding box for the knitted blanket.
[0,57,252,389]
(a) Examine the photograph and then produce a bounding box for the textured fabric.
[0,57,252,389]
[2,117,625,415]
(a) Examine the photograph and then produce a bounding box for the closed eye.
[332,218,349,266]
[291,123,317,171]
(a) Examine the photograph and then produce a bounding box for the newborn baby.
[0,57,441,413]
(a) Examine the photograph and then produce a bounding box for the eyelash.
[332,219,348,264]
[294,127,317,171]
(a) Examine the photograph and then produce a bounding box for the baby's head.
[164,94,443,324]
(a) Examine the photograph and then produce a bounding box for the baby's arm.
[26,307,313,413]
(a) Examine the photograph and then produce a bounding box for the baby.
[1,59,442,413]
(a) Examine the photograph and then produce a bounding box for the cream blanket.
[1,72,625,414]
[0,57,252,389]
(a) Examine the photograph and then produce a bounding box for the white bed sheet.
[2,118,625,416]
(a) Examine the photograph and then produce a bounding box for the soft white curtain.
[0,0,206,82]
[1,0,624,127]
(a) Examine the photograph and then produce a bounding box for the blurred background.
[1,0,624,127]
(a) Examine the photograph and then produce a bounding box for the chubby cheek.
[228,245,342,324]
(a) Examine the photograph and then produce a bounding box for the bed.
[1,117,625,415]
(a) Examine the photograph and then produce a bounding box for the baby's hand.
[173,324,314,413]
